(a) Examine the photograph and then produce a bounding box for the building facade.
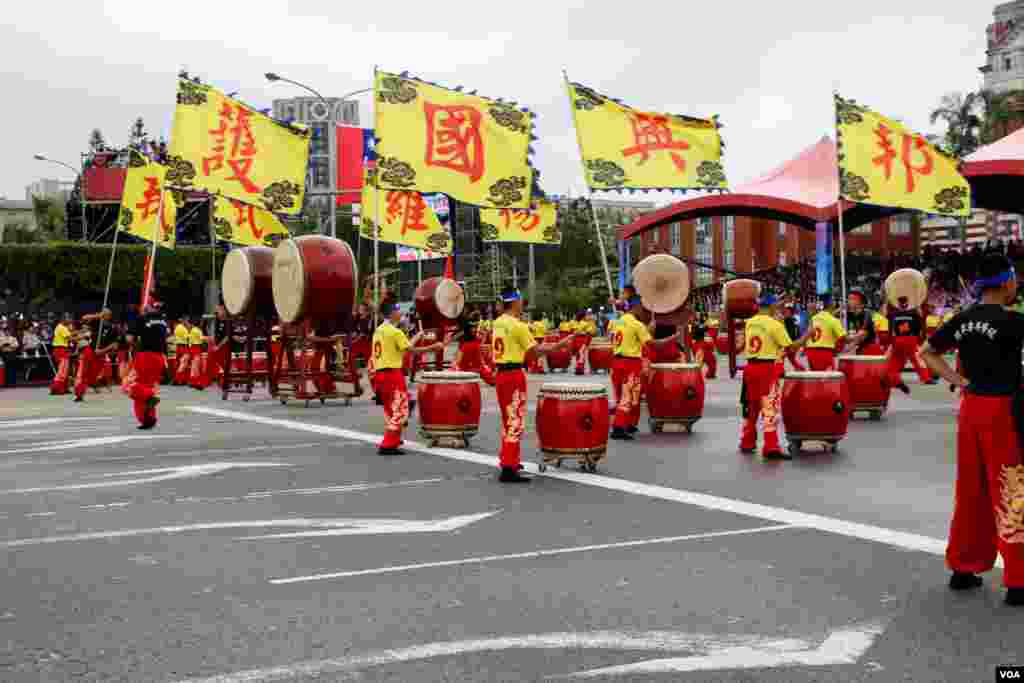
[271,97,360,214]
[982,1,1024,95]
[0,200,37,243]
[919,210,1022,249]
[25,178,74,203]
[634,215,919,287]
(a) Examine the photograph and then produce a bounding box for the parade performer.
[308,325,345,397]
[846,290,882,355]
[610,290,681,441]
[125,302,168,429]
[650,319,682,363]
[739,293,807,459]
[373,301,445,456]
[188,318,210,390]
[920,254,1024,607]
[349,304,373,377]
[607,313,624,413]
[172,318,191,385]
[886,298,932,394]
[805,295,846,371]
[73,309,118,402]
[491,288,573,481]
[573,311,597,375]
[873,310,890,351]
[455,312,494,384]
[527,314,546,374]
[268,322,282,395]
[208,306,233,385]
[117,325,133,393]
[782,304,806,370]
[691,313,718,379]
[49,312,73,395]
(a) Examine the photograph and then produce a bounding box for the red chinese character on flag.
[135,176,162,219]
[204,100,261,194]
[424,103,485,182]
[500,208,540,232]
[230,200,263,239]
[386,191,429,236]
[872,124,934,194]
[621,113,690,173]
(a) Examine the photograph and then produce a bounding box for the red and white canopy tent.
[962,127,1024,214]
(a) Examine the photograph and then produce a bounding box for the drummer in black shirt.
[125,302,169,429]
[845,289,882,356]
[73,308,119,402]
[920,253,1024,606]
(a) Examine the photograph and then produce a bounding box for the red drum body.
[588,341,614,373]
[877,331,891,349]
[222,246,276,319]
[647,363,705,433]
[781,371,850,449]
[545,334,572,371]
[416,371,481,447]
[272,236,357,332]
[536,383,610,468]
[724,279,760,320]
[837,355,890,418]
[415,277,465,332]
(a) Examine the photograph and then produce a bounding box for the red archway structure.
[962,127,1024,213]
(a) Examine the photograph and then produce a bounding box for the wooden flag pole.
[372,65,380,329]
[562,69,615,297]
[96,211,122,345]
[832,88,849,328]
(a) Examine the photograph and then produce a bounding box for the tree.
[129,117,148,150]
[32,197,65,241]
[928,92,983,158]
[89,128,106,152]
[978,89,1018,144]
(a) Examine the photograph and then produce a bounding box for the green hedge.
[0,242,224,313]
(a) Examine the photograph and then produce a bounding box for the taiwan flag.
[337,127,375,205]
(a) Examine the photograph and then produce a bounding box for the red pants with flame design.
[375,369,408,449]
[887,337,930,385]
[573,334,591,374]
[50,348,71,394]
[740,360,783,454]
[496,368,528,468]
[128,352,165,425]
[947,393,1024,587]
[74,347,101,398]
[612,357,644,430]
[174,345,191,384]
[693,341,718,378]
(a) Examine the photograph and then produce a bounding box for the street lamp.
[33,154,87,241]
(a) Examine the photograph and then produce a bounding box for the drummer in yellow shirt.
[49,312,74,395]
[527,315,547,374]
[804,295,846,371]
[573,311,598,375]
[739,292,808,459]
[172,320,191,385]
[873,311,890,351]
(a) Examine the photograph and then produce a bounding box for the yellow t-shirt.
[926,315,940,329]
[808,311,846,349]
[52,323,71,348]
[608,318,623,345]
[578,320,597,336]
[492,314,535,364]
[942,312,953,324]
[873,313,889,333]
[372,322,411,370]
[744,314,793,360]
[189,326,204,346]
[559,320,576,333]
[174,324,189,345]
[529,321,546,338]
[614,313,652,358]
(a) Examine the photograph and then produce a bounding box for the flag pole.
[372,65,380,329]
[562,69,615,297]
[832,89,848,328]
[96,211,121,346]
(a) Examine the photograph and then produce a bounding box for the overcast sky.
[1,1,993,204]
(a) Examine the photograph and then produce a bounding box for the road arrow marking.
[561,621,887,678]
[173,622,885,683]
[0,462,286,494]
[1,511,498,548]
[0,435,189,456]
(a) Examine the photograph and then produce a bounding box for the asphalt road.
[0,365,1021,682]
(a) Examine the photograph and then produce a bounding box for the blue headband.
[502,291,522,303]
[759,294,778,306]
[624,296,642,308]
[975,269,1015,292]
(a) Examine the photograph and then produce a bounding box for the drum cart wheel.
[304,399,311,408]
[685,424,694,434]
[826,440,839,453]
[788,440,802,456]
[870,410,883,421]
[538,462,547,472]
[343,398,352,407]
[320,397,326,405]
[649,418,662,434]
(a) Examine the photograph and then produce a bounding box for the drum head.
[222,249,254,317]
[784,371,844,379]
[434,279,465,320]
[272,239,306,323]
[419,371,479,383]
[540,382,607,397]
[634,254,690,314]
[838,355,887,363]
[884,268,926,308]
[650,363,700,370]
[724,278,761,300]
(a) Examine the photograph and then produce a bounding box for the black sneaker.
[498,467,531,483]
[609,428,634,441]
[1006,588,1024,606]
[739,447,756,455]
[378,447,405,456]
[138,418,157,431]
[762,450,792,460]
[72,395,84,403]
[897,383,910,395]
[949,572,983,591]
[626,425,638,434]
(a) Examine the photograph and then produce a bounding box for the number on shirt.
[749,336,763,353]
[613,331,623,347]
[811,327,823,343]
[898,322,910,335]
[373,341,383,360]
[494,337,506,360]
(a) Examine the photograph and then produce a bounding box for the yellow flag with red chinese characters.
[360,168,452,254]
[210,197,290,247]
[169,78,311,215]
[836,94,970,216]
[118,159,176,249]
[566,78,726,192]
[373,70,534,209]
[479,199,560,245]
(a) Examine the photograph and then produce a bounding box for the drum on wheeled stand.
[837,354,890,420]
[647,363,705,433]
[535,383,610,472]
[417,371,481,448]
[781,371,851,455]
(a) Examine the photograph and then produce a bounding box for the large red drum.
[724,279,761,320]
[588,340,614,373]
[222,246,276,319]
[415,277,465,331]
[544,333,572,371]
[536,383,610,471]
[272,236,358,332]
[417,371,481,447]
[647,362,705,433]
[781,371,850,453]
[837,354,890,419]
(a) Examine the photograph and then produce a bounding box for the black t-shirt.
[131,314,169,354]
[889,309,923,338]
[783,316,800,341]
[929,305,1024,396]
[846,310,876,349]
[654,323,676,340]
[89,320,118,352]
[691,322,706,342]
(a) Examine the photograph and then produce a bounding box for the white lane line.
[0,435,190,456]
[188,406,955,560]
[269,525,793,584]
[0,417,114,429]
[0,462,287,494]
[92,442,335,462]
[4,427,114,439]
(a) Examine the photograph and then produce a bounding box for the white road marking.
[0,435,189,456]
[0,462,287,494]
[173,621,884,683]
[187,406,955,559]
[91,442,334,462]
[563,621,886,678]
[0,417,113,429]
[4,427,114,439]
[1,511,498,548]
[269,525,792,584]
